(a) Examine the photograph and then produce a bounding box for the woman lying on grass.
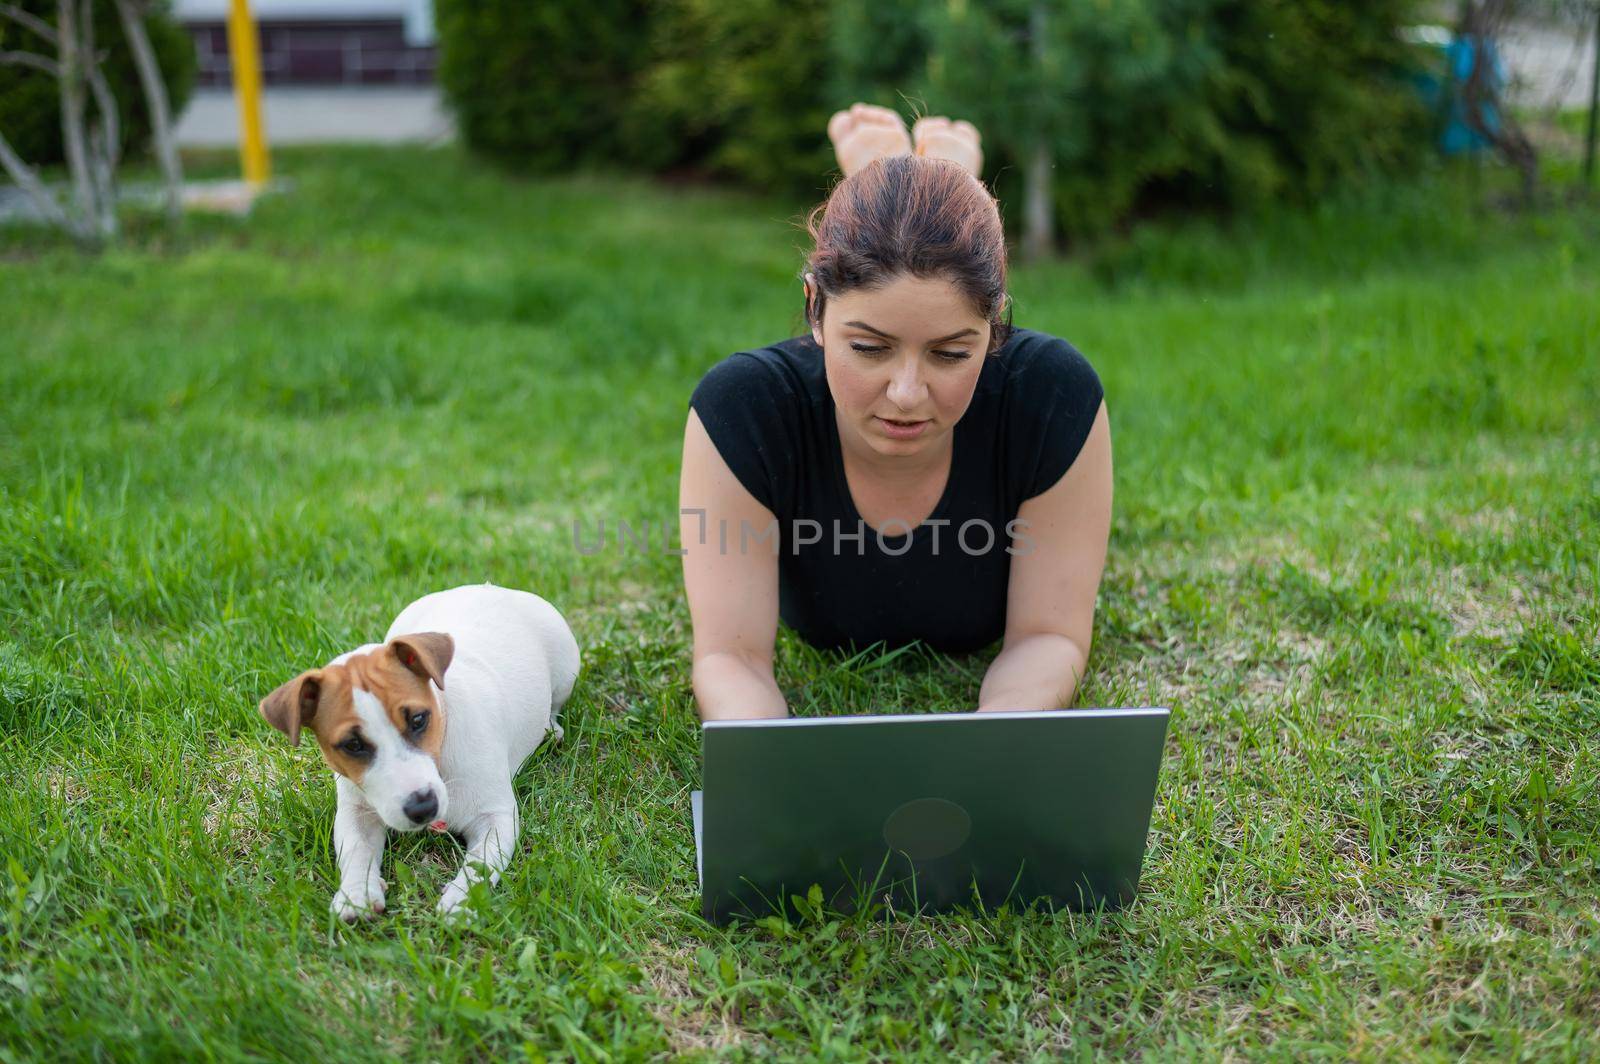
[679,104,1111,720]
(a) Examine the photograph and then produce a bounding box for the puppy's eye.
[407,709,429,736]
[339,734,369,757]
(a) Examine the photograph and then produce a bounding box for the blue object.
[1443,34,1507,154]
[1408,30,1507,155]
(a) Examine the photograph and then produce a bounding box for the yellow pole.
[226,0,270,186]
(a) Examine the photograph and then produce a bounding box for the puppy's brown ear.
[259,670,323,746]
[390,633,454,690]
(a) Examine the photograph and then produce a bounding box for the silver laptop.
[691,707,1170,924]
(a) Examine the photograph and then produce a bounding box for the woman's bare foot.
[827,103,913,177]
[912,116,983,178]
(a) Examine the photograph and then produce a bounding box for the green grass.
[2,146,1598,1060]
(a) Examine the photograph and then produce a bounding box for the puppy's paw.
[436,885,471,921]
[331,887,386,924]
[437,872,495,921]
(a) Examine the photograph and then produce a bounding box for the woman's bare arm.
[979,400,1113,711]
[679,409,788,721]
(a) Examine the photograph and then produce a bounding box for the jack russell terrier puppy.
[259,583,580,920]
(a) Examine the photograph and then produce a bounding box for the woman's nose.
[885,356,926,410]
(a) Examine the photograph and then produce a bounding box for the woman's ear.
[987,293,1013,355]
[804,273,824,346]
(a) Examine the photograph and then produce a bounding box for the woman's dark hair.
[802,155,1012,355]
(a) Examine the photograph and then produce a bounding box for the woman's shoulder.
[981,327,1106,504]
[697,332,825,385]
[686,337,823,516]
[985,326,1100,392]
[980,326,1102,404]
[689,334,827,412]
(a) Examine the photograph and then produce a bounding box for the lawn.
[1,147,1597,1060]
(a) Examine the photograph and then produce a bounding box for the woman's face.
[809,272,990,461]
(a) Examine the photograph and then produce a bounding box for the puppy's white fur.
[318,583,579,919]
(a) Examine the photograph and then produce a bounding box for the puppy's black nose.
[403,788,438,824]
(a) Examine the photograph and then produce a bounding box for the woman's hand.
[976,633,1088,712]
[692,649,787,721]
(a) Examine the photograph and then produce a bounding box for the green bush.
[625,0,836,195]
[0,0,196,167]
[437,0,835,193]
[827,0,933,118]
[437,0,1431,237]
[434,0,657,172]
[925,0,1431,240]
[1200,0,1432,200]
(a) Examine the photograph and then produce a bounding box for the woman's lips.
[876,416,930,439]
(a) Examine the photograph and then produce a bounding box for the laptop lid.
[696,708,1170,924]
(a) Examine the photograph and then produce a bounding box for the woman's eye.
[850,341,969,361]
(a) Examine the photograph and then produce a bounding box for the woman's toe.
[912,116,950,151]
[828,108,856,144]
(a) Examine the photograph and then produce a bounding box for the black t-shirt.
[687,326,1104,655]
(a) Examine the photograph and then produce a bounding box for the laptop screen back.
[698,708,1170,924]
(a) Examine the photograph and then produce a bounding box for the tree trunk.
[1584,2,1598,187]
[78,0,119,241]
[1021,1,1054,263]
[116,0,183,227]
[1022,139,1053,263]
[57,0,101,246]
[0,0,120,246]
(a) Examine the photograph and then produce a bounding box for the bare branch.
[0,2,59,45]
[0,48,60,76]
[86,53,121,169]
[1458,0,1539,204]
[115,0,184,226]
[0,126,77,234]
